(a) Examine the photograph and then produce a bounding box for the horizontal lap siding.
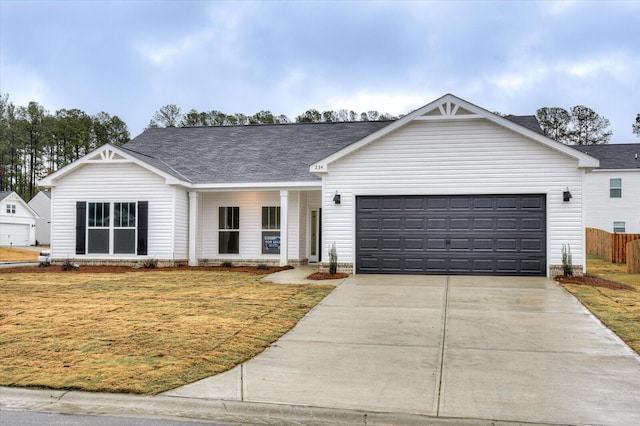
[323,119,585,272]
[173,188,189,259]
[51,163,176,259]
[199,191,302,260]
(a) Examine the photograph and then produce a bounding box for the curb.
[0,387,551,426]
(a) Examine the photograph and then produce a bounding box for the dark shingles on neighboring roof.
[504,115,545,135]
[570,143,640,169]
[123,121,391,184]
[0,191,12,201]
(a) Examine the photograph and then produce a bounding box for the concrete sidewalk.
[165,274,640,425]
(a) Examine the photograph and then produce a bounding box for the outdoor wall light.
[563,187,572,202]
[333,191,341,204]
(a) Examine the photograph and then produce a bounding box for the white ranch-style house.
[0,191,39,247]
[39,94,600,276]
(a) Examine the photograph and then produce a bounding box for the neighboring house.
[570,144,640,234]
[28,190,52,245]
[38,94,599,276]
[0,191,38,246]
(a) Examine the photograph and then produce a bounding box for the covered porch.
[187,188,322,267]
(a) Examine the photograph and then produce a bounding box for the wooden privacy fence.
[586,227,640,264]
[627,239,640,274]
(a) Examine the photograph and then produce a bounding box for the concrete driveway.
[165,274,640,425]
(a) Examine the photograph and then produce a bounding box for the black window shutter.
[137,201,148,255]
[76,201,86,255]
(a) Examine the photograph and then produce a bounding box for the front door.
[309,209,320,263]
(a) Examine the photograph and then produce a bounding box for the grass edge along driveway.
[0,270,334,394]
[560,256,640,355]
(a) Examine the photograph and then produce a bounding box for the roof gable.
[38,144,190,187]
[311,94,599,172]
[0,191,39,218]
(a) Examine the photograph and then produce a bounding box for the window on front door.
[219,207,239,254]
[262,206,280,254]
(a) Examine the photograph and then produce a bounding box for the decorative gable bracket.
[88,148,127,162]
[412,101,481,121]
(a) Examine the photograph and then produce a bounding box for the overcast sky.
[1,0,638,142]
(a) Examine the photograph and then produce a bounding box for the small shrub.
[143,257,158,269]
[61,258,79,271]
[221,261,233,267]
[256,263,269,270]
[562,244,573,277]
[329,242,338,275]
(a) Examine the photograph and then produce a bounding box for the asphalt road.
[0,410,234,425]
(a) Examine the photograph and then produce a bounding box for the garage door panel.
[356,195,546,276]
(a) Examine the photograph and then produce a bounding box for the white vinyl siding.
[322,119,587,275]
[50,162,177,260]
[584,170,640,233]
[173,187,189,259]
[1,193,37,246]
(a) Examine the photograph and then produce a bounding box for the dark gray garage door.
[356,195,546,276]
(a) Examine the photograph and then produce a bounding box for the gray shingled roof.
[121,115,545,184]
[0,191,12,201]
[570,143,640,169]
[123,121,391,184]
[504,115,544,134]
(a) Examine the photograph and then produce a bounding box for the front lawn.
[0,270,333,394]
[0,247,39,262]
[559,256,640,355]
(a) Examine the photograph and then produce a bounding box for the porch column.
[280,189,289,266]
[188,191,198,266]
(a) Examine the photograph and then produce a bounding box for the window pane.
[89,203,110,227]
[610,178,621,188]
[115,202,136,227]
[613,222,625,233]
[219,231,239,254]
[88,229,109,253]
[610,188,622,198]
[262,207,280,229]
[219,207,239,229]
[114,229,136,253]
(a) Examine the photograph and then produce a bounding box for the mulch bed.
[0,265,294,275]
[306,272,350,280]
[555,275,635,291]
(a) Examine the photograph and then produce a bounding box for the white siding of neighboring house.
[1,193,37,246]
[322,119,587,275]
[49,162,177,261]
[584,170,640,234]
[197,190,307,263]
[28,191,51,245]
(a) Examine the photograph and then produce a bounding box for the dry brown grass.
[559,255,640,355]
[0,247,39,262]
[0,270,334,394]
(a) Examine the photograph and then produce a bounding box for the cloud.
[0,62,56,109]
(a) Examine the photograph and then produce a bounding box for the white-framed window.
[610,178,622,198]
[613,221,625,234]
[88,202,110,254]
[6,204,16,214]
[262,206,281,255]
[87,202,137,254]
[219,207,239,254]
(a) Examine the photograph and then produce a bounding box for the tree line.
[147,104,400,128]
[2,91,638,202]
[0,93,130,200]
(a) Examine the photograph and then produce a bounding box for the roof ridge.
[147,120,398,130]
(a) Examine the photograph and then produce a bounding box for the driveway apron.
[165,275,640,425]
